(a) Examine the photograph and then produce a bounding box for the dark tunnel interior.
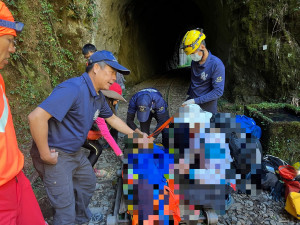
[119,0,233,82]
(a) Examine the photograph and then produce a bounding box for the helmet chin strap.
[200,50,205,58]
[197,49,205,64]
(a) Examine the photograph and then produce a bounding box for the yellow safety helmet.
[181,28,206,55]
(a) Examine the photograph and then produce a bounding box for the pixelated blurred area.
[123,133,177,223]
[122,105,263,223]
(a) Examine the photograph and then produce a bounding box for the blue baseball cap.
[88,50,130,75]
[136,94,152,122]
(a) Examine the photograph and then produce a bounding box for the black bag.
[261,172,279,190]
[229,132,263,173]
[261,155,289,191]
[262,155,289,174]
[229,132,242,169]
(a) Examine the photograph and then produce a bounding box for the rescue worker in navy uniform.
[181,28,225,114]
[126,88,169,147]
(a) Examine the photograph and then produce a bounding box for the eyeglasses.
[8,38,16,47]
[0,19,24,33]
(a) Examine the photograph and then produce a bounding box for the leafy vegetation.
[245,103,300,164]
[229,0,300,102]
[1,0,98,166]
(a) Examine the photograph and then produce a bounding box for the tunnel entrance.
[118,0,232,84]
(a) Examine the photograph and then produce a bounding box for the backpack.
[236,115,262,139]
[261,155,289,191]
[229,132,262,172]
[262,155,289,174]
[278,165,300,199]
[261,173,279,191]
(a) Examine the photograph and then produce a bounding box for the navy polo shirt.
[128,88,168,115]
[188,51,225,113]
[39,72,113,153]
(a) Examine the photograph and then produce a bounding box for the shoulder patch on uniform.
[216,76,223,82]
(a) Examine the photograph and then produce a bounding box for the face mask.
[190,52,202,62]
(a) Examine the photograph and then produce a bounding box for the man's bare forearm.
[106,114,134,135]
[28,107,58,164]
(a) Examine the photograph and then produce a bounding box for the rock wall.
[2,0,300,139]
[2,0,100,137]
[226,0,300,103]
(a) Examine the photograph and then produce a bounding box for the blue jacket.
[127,88,168,131]
[187,51,225,113]
[128,88,167,115]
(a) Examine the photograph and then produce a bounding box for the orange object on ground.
[279,165,298,180]
[0,74,24,186]
[278,165,300,199]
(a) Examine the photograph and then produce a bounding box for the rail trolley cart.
[106,169,219,225]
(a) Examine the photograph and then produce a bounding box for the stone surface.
[42,75,299,225]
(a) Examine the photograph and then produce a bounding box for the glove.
[270,180,284,202]
[182,99,195,106]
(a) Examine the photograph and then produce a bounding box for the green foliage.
[66,0,97,22]
[268,139,282,157]
[217,98,244,114]
[5,0,17,8]
[67,1,82,20]
[268,125,300,164]
[86,0,97,22]
[39,0,76,87]
[245,103,300,163]
[247,102,300,114]
[229,0,300,101]
[10,79,43,105]
[1,0,94,148]
[32,177,47,199]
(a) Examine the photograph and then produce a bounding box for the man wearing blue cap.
[127,88,169,147]
[28,50,136,225]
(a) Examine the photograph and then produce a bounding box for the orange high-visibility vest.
[0,74,24,186]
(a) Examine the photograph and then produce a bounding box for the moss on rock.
[227,0,300,103]
[245,103,300,164]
